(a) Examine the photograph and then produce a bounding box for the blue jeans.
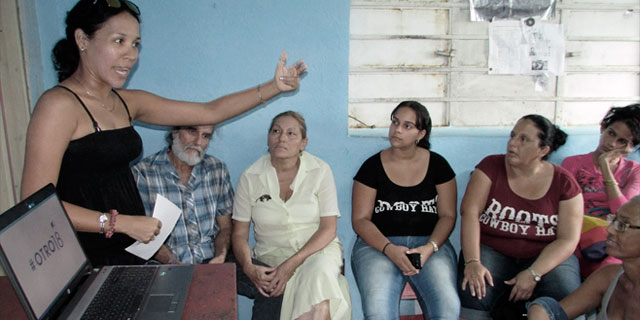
[458,244,581,320]
[351,236,460,320]
[526,297,569,320]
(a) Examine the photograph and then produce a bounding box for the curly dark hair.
[600,103,640,148]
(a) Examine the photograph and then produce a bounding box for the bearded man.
[132,125,233,264]
[132,125,282,318]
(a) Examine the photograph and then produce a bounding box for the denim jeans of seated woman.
[526,296,570,320]
[457,244,582,320]
[351,236,460,320]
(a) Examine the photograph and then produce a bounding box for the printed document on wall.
[488,18,564,76]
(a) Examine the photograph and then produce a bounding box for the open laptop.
[0,183,194,320]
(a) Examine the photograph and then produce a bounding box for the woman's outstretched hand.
[274,51,307,92]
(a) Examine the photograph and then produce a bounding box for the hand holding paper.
[126,194,181,260]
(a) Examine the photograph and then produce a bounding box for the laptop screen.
[0,185,88,319]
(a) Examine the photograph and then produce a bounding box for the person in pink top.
[562,103,640,277]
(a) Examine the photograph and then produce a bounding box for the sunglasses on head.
[93,0,140,15]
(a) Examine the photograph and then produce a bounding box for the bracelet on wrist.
[257,84,266,104]
[603,179,618,186]
[464,258,480,266]
[381,242,392,255]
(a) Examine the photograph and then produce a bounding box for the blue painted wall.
[30,1,636,318]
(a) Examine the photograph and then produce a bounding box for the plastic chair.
[399,283,424,320]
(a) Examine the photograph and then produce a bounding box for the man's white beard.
[172,136,205,166]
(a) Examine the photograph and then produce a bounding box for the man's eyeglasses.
[606,214,640,233]
[94,0,140,15]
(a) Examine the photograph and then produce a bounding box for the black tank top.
[56,85,146,266]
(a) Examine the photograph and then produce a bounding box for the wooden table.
[0,263,237,320]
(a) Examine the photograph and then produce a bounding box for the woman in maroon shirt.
[459,114,583,320]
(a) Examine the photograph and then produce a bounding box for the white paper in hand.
[125,194,181,260]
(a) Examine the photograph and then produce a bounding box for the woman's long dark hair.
[390,101,432,150]
[52,0,140,82]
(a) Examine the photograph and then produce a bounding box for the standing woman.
[562,104,640,277]
[459,115,583,320]
[21,0,306,266]
[351,101,460,319]
[232,111,351,320]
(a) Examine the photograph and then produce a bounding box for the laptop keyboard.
[81,266,157,320]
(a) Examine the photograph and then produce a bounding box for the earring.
[415,140,419,144]
[80,48,86,53]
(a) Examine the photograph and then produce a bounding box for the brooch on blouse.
[256,194,272,203]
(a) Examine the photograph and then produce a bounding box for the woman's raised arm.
[123,51,307,127]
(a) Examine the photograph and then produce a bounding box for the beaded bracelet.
[603,179,618,186]
[105,209,118,239]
